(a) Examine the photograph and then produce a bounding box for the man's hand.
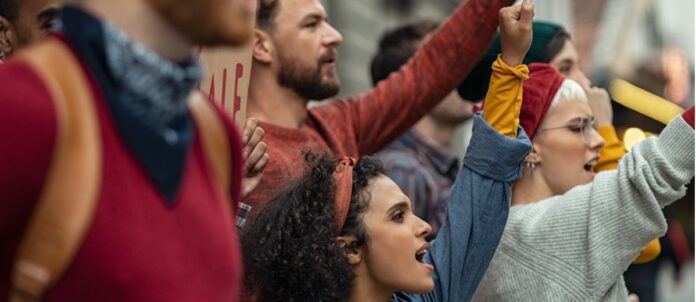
[241,117,269,198]
[585,86,613,126]
[499,0,534,67]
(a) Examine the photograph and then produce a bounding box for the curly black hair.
[242,153,385,302]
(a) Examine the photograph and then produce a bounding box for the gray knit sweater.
[473,116,694,302]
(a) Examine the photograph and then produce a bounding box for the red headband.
[333,157,357,231]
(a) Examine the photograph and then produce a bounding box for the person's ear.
[523,144,541,171]
[526,145,540,163]
[337,235,362,265]
[0,16,15,57]
[252,29,273,64]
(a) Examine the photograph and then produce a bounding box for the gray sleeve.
[504,116,695,298]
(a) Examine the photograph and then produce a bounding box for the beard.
[276,50,340,101]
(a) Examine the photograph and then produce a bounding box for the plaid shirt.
[377,130,460,238]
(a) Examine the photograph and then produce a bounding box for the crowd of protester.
[0,0,693,301]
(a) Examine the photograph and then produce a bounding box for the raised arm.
[314,0,515,156]
[393,2,535,301]
[498,109,694,298]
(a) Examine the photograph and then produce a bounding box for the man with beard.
[0,0,264,300]
[0,0,59,62]
[242,0,518,223]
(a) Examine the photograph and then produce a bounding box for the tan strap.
[10,39,102,301]
[188,92,233,209]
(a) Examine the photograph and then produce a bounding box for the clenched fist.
[585,86,613,126]
[499,0,534,67]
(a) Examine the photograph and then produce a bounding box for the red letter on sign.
[233,63,244,117]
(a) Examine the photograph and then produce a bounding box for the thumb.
[628,294,640,302]
[519,0,535,25]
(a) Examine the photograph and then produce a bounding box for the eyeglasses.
[537,116,599,145]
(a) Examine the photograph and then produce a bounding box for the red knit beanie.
[521,63,565,139]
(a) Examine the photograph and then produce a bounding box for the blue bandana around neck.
[60,6,203,203]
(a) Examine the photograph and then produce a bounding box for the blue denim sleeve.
[392,114,531,302]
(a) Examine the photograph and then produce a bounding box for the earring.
[526,161,536,171]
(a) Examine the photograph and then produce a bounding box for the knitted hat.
[458,21,566,101]
[521,63,565,139]
[524,21,565,64]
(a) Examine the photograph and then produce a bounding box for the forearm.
[425,116,531,301]
[505,114,694,293]
[593,125,662,263]
[481,55,529,138]
[352,0,514,154]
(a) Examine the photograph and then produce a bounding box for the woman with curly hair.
[241,2,536,300]
[242,113,530,301]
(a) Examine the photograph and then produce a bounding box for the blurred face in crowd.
[430,90,476,125]
[264,0,343,100]
[548,39,591,88]
[0,0,59,56]
[354,175,435,294]
[146,0,256,46]
[532,95,605,195]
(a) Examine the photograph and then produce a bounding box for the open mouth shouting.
[583,156,599,178]
[416,243,434,272]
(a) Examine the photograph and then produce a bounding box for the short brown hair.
[370,19,440,85]
[256,0,279,30]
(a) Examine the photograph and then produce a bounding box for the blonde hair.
[550,79,588,107]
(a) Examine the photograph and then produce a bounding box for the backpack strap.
[188,92,233,210]
[10,39,102,301]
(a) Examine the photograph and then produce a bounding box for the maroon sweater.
[244,0,513,220]
[0,42,244,300]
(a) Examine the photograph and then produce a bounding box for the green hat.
[458,21,566,101]
[524,21,565,64]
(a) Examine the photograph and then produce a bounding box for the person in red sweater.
[242,0,518,224]
[0,0,265,301]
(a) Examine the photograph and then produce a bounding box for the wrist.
[501,53,523,67]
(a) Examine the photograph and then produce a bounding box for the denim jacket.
[392,114,531,302]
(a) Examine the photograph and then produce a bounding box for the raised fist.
[499,0,534,67]
[585,86,613,126]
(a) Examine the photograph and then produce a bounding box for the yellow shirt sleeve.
[633,239,661,264]
[595,125,661,263]
[595,125,623,172]
[482,55,529,138]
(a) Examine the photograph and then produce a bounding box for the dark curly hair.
[242,153,385,302]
